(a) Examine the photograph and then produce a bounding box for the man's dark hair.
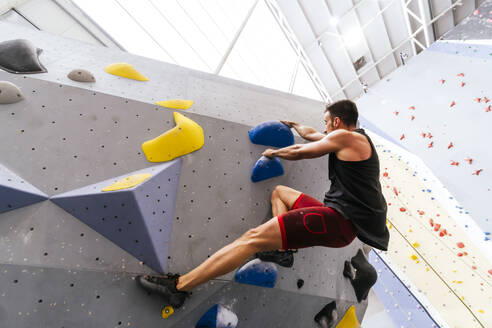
[324,100,358,127]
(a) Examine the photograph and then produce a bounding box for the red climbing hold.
[439,229,447,237]
[473,9,479,15]
[400,134,405,140]
[434,223,441,231]
[457,73,465,77]
[457,252,463,257]
[411,115,415,121]
[457,242,465,248]
[485,105,491,112]
[427,133,433,139]
[472,266,477,270]
[475,97,482,103]
[421,132,426,138]
[409,106,415,110]
[473,169,483,176]
[483,97,490,103]
[383,172,389,178]
[399,207,406,212]
[450,101,456,108]
[448,142,454,149]
[429,218,434,227]
[393,187,399,196]
[439,79,445,84]
[465,158,473,164]
[394,111,399,116]
[488,269,492,275]
[418,210,425,215]
[450,161,459,166]
[460,82,466,87]
[428,141,434,148]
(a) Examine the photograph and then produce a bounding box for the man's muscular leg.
[176,217,283,292]
[271,185,302,217]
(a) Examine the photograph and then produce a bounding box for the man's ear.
[333,117,341,128]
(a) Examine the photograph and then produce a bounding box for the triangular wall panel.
[0,164,47,214]
[51,160,182,273]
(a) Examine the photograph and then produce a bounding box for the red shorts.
[277,193,356,250]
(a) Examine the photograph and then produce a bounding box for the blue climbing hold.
[251,156,284,183]
[248,121,294,148]
[235,258,278,288]
[196,304,238,328]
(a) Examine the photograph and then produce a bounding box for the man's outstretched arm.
[263,129,347,160]
[281,120,325,142]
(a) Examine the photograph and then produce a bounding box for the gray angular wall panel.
[51,161,181,273]
[0,164,47,214]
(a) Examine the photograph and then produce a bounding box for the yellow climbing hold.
[412,242,420,248]
[410,254,418,261]
[101,173,152,192]
[478,309,484,314]
[162,306,174,318]
[142,112,204,162]
[156,99,194,110]
[335,305,360,328]
[104,63,148,81]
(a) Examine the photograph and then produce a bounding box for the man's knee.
[271,185,287,201]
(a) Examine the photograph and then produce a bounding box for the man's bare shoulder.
[324,129,355,143]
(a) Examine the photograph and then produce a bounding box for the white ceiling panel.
[275,0,316,47]
[430,0,454,38]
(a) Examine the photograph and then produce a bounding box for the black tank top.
[323,129,389,250]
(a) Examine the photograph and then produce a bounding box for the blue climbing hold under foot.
[234,258,278,288]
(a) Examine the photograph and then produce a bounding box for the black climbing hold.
[314,301,337,328]
[0,39,47,74]
[343,249,377,302]
[297,279,304,289]
[255,249,297,268]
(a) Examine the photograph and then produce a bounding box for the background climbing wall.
[371,132,492,327]
[356,0,492,238]
[0,20,368,327]
[354,2,492,327]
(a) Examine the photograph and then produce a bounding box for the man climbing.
[136,99,389,309]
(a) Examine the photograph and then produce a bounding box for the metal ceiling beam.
[417,0,432,47]
[266,0,331,101]
[146,0,212,71]
[52,0,124,49]
[112,0,177,62]
[214,0,259,74]
[0,0,28,15]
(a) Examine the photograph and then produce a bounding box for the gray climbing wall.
[0,21,367,327]
[356,0,492,237]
